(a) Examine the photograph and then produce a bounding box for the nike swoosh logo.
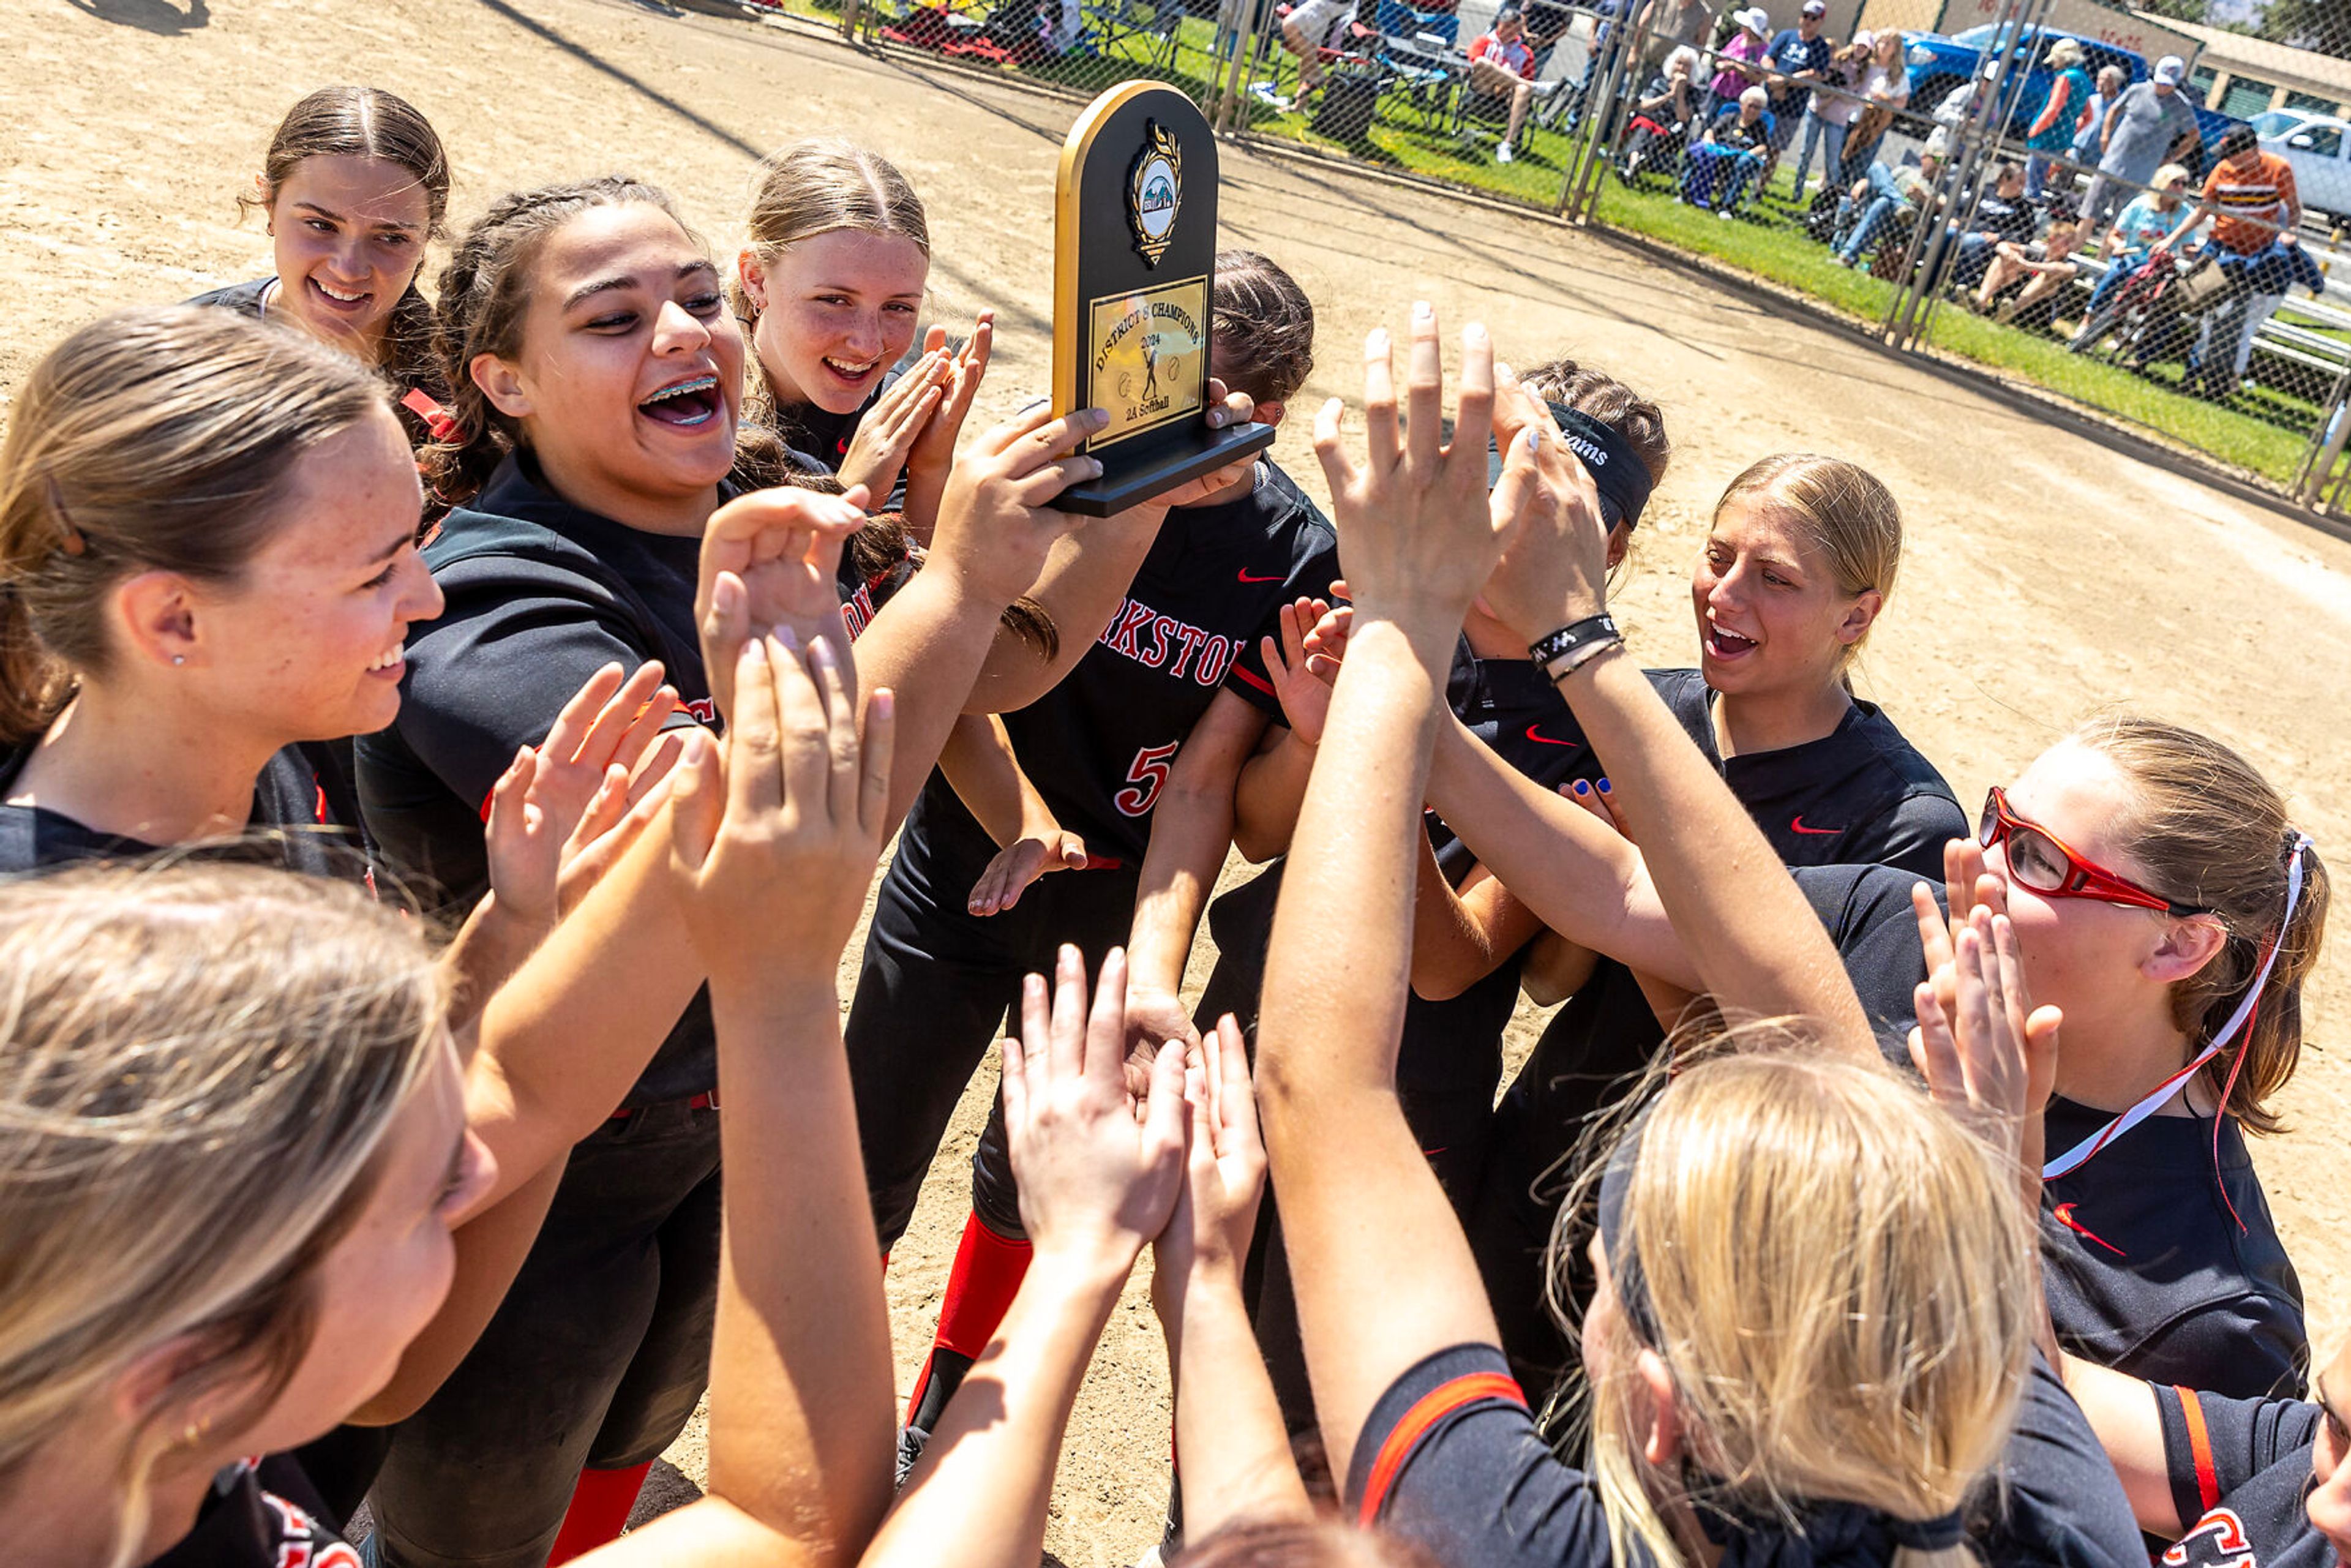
[1524,725,1580,748]
[1788,816,1843,835]
[1237,569,1284,584]
[2053,1203,2127,1258]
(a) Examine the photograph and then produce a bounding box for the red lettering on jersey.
[2162,1508,2255,1568]
[1140,615,1177,669]
[681,697,718,725]
[1168,623,1209,680]
[840,586,878,640]
[1103,601,1158,659]
[1196,636,1233,686]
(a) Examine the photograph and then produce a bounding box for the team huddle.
[0,81,2341,1568]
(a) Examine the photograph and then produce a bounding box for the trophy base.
[1055,420,1277,517]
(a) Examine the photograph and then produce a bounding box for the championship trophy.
[1052,81,1277,516]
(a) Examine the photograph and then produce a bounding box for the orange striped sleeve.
[2174,1385,2222,1515]
[1358,1371,1529,1526]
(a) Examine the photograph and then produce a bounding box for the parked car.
[2262,113,2351,226]
[1904,23,2244,175]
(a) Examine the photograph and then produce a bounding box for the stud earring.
[172,655,186,666]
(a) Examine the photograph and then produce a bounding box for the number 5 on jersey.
[1116,740,1182,816]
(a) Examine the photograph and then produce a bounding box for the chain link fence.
[733,0,2351,500]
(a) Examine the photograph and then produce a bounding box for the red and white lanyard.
[2042,835,2314,1180]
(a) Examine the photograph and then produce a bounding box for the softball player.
[186,86,459,451]
[858,251,1338,1465]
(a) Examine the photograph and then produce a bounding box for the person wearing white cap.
[2080,56,2203,241]
[1702,6,1772,125]
[1760,0,1833,183]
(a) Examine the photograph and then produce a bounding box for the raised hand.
[906,315,996,492]
[1259,596,1349,745]
[1913,906,2061,1174]
[668,630,895,984]
[838,347,954,505]
[968,828,1090,916]
[929,402,1109,609]
[1149,1014,1268,1321]
[483,660,679,927]
[1476,368,1614,649]
[1127,378,1262,513]
[1311,306,1528,645]
[1001,945,1190,1272]
[697,486,868,725]
[1122,980,1203,1094]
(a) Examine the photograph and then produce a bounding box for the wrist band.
[1530,613,1621,681]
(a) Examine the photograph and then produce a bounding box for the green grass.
[1584,165,2325,484]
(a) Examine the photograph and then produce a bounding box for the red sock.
[545,1460,653,1565]
[906,1211,1032,1427]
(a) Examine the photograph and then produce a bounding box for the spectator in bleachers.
[1932,54,1995,131]
[2080,55,2203,238]
[2068,163,2192,349]
[1828,130,1944,268]
[1618,43,1702,181]
[2022,37,2093,201]
[2161,122,2317,399]
[1970,207,2087,324]
[1946,159,2038,287]
[1681,83,1774,214]
[1838,27,1910,178]
[1631,0,1715,86]
[1760,0,1831,189]
[1466,6,1540,163]
[1702,7,1771,124]
[1278,0,1355,102]
[1790,32,1867,195]
[2073,64,2128,170]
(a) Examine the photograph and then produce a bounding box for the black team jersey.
[143,1454,359,1568]
[0,741,363,881]
[1648,669,1968,868]
[896,459,1338,868]
[1346,1346,2143,1568]
[1198,641,1606,1119]
[2044,1100,2307,1400]
[2156,1383,2328,1568]
[355,452,719,1105]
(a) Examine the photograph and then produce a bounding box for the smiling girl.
[0,306,438,874]
[356,172,1112,1568]
[734,140,985,523]
[189,87,456,449]
[1461,451,1965,1391]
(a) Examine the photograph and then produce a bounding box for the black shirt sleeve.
[1793,863,1934,1065]
[1223,519,1341,722]
[1971,1351,2149,1568]
[2158,1383,2325,1531]
[1856,788,1971,881]
[1344,1343,1622,1568]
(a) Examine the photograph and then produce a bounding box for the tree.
[2260,0,2351,61]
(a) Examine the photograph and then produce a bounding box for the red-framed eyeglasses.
[1978,787,2207,917]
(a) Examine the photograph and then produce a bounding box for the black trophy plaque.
[1052,81,1275,517]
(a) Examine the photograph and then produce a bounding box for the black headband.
[1486,400,1655,531]
[1595,1099,1661,1346]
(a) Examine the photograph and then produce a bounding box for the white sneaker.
[1496,142,1515,163]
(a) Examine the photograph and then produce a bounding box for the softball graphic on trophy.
[1051,81,1276,516]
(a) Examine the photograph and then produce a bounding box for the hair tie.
[1887,1511,1965,1552]
[43,478,87,557]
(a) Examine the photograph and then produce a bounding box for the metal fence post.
[1558,7,1644,222]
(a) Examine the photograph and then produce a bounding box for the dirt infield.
[8,0,2351,1560]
